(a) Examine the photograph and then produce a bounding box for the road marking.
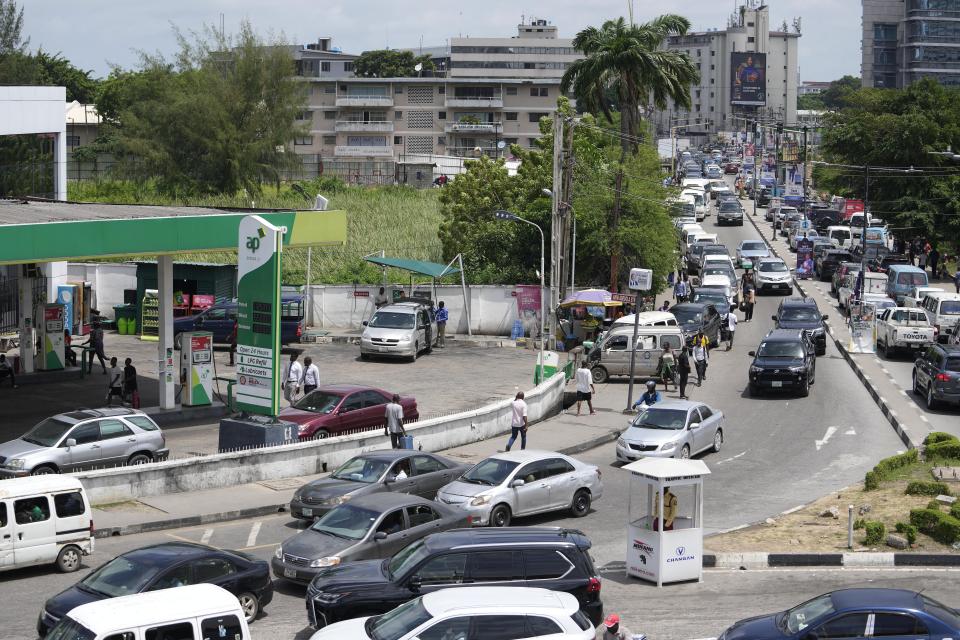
[920,415,930,423]
[815,426,838,451]
[715,451,748,465]
[880,367,890,375]
[238,542,280,552]
[164,532,197,544]
[781,504,805,515]
[200,528,214,545]
[246,521,262,548]
[844,428,857,436]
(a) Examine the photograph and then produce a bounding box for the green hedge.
[924,432,958,446]
[929,499,943,511]
[864,449,919,490]
[853,518,866,530]
[895,522,918,545]
[906,481,952,496]
[910,508,960,545]
[864,521,886,545]
[951,502,960,520]
[926,441,960,462]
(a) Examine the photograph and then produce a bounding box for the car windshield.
[461,458,520,486]
[897,273,928,285]
[292,391,343,414]
[781,208,798,215]
[331,456,390,483]
[780,307,821,322]
[922,595,960,629]
[692,292,727,307]
[672,308,703,326]
[940,301,960,315]
[81,556,161,597]
[45,618,96,640]
[757,341,805,358]
[946,357,960,372]
[367,598,433,640]
[759,261,788,273]
[310,504,380,540]
[369,312,415,329]
[703,268,733,280]
[387,539,430,580]
[719,203,740,212]
[782,593,835,634]
[22,417,74,447]
[632,407,687,430]
[742,242,766,252]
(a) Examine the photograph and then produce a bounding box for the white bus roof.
[0,475,84,500]
[66,584,242,632]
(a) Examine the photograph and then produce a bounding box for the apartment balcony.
[448,146,501,158]
[335,95,395,108]
[444,122,503,133]
[444,95,503,108]
[334,145,394,158]
[335,120,395,133]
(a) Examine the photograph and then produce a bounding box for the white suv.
[309,586,595,639]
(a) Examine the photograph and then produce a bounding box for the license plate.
[284,568,298,579]
[302,508,313,516]
[771,381,783,388]
[378,346,388,352]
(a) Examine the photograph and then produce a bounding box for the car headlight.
[470,494,491,507]
[331,495,352,506]
[750,365,764,374]
[275,546,283,559]
[4,458,25,470]
[617,437,626,447]
[313,592,345,604]
[661,442,677,451]
[310,556,341,568]
[789,366,806,373]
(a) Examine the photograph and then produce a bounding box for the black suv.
[748,329,817,397]
[305,527,603,629]
[772,297,828,355]
[815,249,854,281]
[912,344,960,409]
[870,253,911,274]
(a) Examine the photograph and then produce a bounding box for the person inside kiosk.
[653,486,677,531]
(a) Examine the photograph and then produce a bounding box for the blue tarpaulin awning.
[364,256,460,279]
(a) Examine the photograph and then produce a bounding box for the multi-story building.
[289,19,581,177]
[862,0,960,89]
[650,1,800,137]
[799,81,832,95]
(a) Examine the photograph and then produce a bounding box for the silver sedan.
[616,399,725,462]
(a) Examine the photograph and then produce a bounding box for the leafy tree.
[353,49,434,78]
[35,50,99,103]
[797,93,824,111]
[0,0,26,54]
[103,21,307,196]
[820,75,861,110]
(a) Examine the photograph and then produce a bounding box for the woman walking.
[657,344,676,393]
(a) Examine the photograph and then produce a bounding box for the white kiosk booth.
[623,457,710,586]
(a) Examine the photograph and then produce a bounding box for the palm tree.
[561,15,699,290]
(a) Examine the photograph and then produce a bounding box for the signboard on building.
[731,52,767,106]
[235,215,284,417]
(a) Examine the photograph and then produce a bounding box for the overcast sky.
[21,0,860,81]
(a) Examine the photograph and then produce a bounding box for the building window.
[394,136,403,145]
[395,85,404,94]
[505,137,518,145]
[527,137,538,146]
[408,111,434,129]
[529,112,549,122]
[747,21,754,27]
[438,111,446,119]
[530,87,548,97]
[395,111,403,120]
[407,86,434,104]
[323,135,336,145]
[407,135,433,154]
[344,62,354,72]
[321,61,331,72]
[695,90,701,98]
[711,50,715,56]
[506,112,518,121]
[438,85,445,94]
[695,103,701,111]
[875,23,898,42]
[323,111,335,119]
[710,106,715,112]
[324,85,335,93]
[294,137,314,146]
[295,110,311,121]
[747,37,755,43]
[710,92,714,98]
[710,78,715,84]
[710,64,715,70]
[66,135,81,147]
[506,86,517,95]
[437,136,446,145]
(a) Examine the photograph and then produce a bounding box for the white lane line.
[200,528,214,545]
[246,521,262,548]
[844,428,857,436]
[715,451,749,465]
[815,426,838,451]
[920,415,930,423]
[880,367,890,375]
[781,504,805,515]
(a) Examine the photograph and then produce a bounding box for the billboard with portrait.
[731,52,766,106]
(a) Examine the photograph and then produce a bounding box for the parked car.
[616,400,724,462]
[748,329,817,397]
[670,302,723,347]
[173,295,304,345]
[273,494,469,584]
[305,527,604,629]
[360,299,438,361]
[753,257,794,295]
[724,161,740,174]
[718,588,960,640]
[815,249,854,281]
[772,297,828,355]
[290,451,470,520]
[912,344,960,409]
[435,450,603,527]
[0,408,167,477]
[903,285,945,308]
[735,240,770,270]
[875,307,935,357]
[587,325,684,384]
[38,543,273,636]
[914,292,960,343]
[278,384,417,440]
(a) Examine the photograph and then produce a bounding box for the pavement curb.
[702,552,960,568]
[556,428,622,456]
[744,211,919,451]
[94,503,288,539]
[307,334,516,349]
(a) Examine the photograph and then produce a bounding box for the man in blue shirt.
[436,300,449,348]
[633,380,661,409]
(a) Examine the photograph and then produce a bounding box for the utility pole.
[610,168,624,293]
[801,125,808,223]
[860,165,870,300]
[549,112,563,351]
[559,117,576,299]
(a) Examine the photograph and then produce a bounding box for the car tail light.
[297,323,303,337]
[934,325,941,337]
[587,577,601,594]
[89,519,95,535]
[935,373,951,382]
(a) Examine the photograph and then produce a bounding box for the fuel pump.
[179,331,213,406]
[38,304,65,371]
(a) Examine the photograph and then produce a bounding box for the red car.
[278,384,419,439]
[724,162,740,174]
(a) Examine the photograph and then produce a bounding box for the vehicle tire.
[912,371,920,395]
[489,504,512,528]
[127,452,152,466]
[748,384,760,397]
[56,545,83,573]
[816,346,826,357]
[237,592,260,623]
[590,366,609,384]
[926,385,939,410]
[712,429,724,453]
[410,342,419,363]
[799,376,810,398]
[678,445,690,460]
[570,490,591,518]
[30,465,57,476]
[360,353,370,361]
[313,429,330,440]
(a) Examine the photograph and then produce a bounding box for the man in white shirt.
[692,334,709,386]
[726,311,737,351]
[374,287,389,309]
[301,356,320,395]
[284,352,303,403]
[505,391,528,451]
[575,361,596,416]
[384,394,406,449]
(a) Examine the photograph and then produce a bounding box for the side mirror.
[822,315,829,321]
[771,315,778,322]
[689,422,701,430]
[374,531,388,541]
[362,320,368,326]
[408,575,422,592]
[509,479,526,488]
[384,475,396,484]
[748,351,756,357]
[64,438,77,448]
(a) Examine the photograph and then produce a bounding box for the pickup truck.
[875,307,936,356]
[839,272,888,311]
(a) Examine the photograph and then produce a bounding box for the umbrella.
[559,288,623,308]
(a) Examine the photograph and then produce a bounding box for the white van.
[612,311,678,328]
[917,292,960,343]
[680,189,708,220]
[45,583,250,640]
[826,225,853,249]
[0,475,93,574]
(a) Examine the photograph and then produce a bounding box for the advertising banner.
[848,302,877,354]
[515,285,542,338]
[796,237,815,279]
[236,215,283,416]
[784,162,804,203]
[731,52,767,106]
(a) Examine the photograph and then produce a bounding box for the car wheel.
[237,592,260,623]
[590,366,609,384]
[56,545,83,573]
[912,371,920,395]
[712,429,723,453]
[800,376,810,398]
[30,465,57,476]
[490,504,512,527]
[570,489,591,518]
[360,353,370,361]
[927,385,939,410]
[678,445,690,460]
[748,384,760,397]
[313,429,330,440]
[127,453,152,466]
[410,342,419,363]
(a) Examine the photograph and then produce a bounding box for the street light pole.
[543,188,577,294]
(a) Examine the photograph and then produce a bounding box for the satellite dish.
[497,141,506,149]
[414,63,423,72]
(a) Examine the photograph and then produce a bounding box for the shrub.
[864,471,880,491]
[864,449,919,489]
[911,508,960,545]
[924,432,958,446]
[951,502,960,520]
[929,499,943,511]
[864,521,886,545]
[895,522,918,545]
[906,481,952,496]
[853,518,866,530]
[925,441,960,462]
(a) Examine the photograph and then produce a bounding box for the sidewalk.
[92,379,627,537]
[304,328,517,349]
